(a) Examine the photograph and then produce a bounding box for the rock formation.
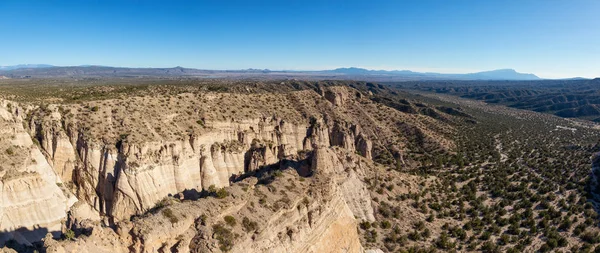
[0,100,76,246]
[20,106,374,221]
[0,86,381,248]
[44,146,372,253]
[0,83,455,252]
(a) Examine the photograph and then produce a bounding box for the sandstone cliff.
[28,109,372,221]
[0,100,76,246]
[0,83,453,251]
[44,146,372,253]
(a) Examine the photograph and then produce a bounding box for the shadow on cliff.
[232,154,313,185]
[134,152,315,222]
[0,226,51,252]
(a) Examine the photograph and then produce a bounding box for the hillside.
[393,79,600,121]
[0,79,599,252]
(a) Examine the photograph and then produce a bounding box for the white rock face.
[0,100,76,246]
[26,111,373,221]
[45,147,370,253]
[109,118,313,219]
[311,147,376,222]
[0,90,375,246]
[233,148,367,253]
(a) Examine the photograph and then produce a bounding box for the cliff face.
[45,146,372,253]
[0,101,76,246]
[0,83,454,251]
[30,110,371,221]
[0,86,383,248]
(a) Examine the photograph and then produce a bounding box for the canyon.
[1,82,441,252]
[3,79,597,252]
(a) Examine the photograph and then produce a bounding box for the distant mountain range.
[0,65,558,81]
[324,67,540,80]
[0,64,54,71]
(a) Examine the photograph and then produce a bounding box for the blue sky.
[1,0,599,78]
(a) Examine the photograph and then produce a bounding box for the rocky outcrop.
[330,122,373,160]
[324,87,348,107]
[108,118,311,220]
[44,226,128,253]
[0,101,76,246]
[1,86,377,247]
[311,147,375,222]
[25,108,374,221]
[245,140,277,173]
[45,147,370,253]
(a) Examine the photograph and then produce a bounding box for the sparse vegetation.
[5,147,14,155]
[242,217,258,232]
[63,229,75,240]
[224,215,236,227]
[213,223,237,252]
[2,78,599,252]
[162,208,178,223]
[216,188,229,199]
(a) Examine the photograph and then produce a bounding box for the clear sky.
[1,0,599,78]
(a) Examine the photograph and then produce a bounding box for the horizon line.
[0,64,597,79]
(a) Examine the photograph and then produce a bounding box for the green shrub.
[213,223,236,252]
[199,214,207,225]
[365,229,378,243]
[381,220,392,229]
[216,188,229,199]
[242,217,258,232]
[224,215,236,227]
[436,232,455,250]
[359,221,371,230]
[64,229,75,240]
[580,230,600,244]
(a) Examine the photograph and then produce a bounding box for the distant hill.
[461,69,539,80]
[0,65,544,80]
[325,67,540,80]
[0,64,54,70]
[0,66,208,78]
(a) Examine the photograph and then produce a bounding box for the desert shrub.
[213,223,236,252]
[242,217,258,232]
[359,221,371,230]
[224,215,236,227]
[381,220,392,229]
[199,214,207,225]
[580,230,600,244]
[365,229,378,243]
[426,214,435,222]
[435,232,455,250]
[162,208,178,223]
[480,240,499,252]
[63,229,75,240]
[216,188,229,199]
[5,147,14,155]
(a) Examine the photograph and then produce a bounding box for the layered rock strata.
[1,95,374,240]
[0,100,76,246]
[45,147,372,253]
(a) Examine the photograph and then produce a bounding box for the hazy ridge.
[0,65,543,80]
